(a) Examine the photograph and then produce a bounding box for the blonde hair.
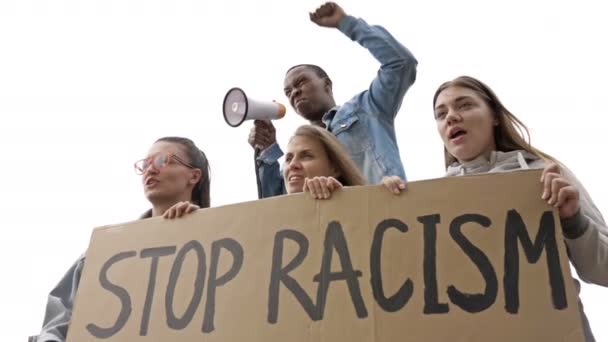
[291,125,366,186]
[433,76,554,169]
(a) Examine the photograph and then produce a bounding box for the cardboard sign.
[67,170,584,342]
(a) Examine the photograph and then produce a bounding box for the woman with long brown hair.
[383,76,607,341]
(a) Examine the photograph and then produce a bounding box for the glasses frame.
[134,153,196,175]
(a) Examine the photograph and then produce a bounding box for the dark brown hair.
[156,136,211,208]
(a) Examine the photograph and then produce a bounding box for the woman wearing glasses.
[136,136,211,219]
[31,136,210,342]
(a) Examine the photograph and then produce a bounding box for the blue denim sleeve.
[256,142,286,198]
[338,15,417,120]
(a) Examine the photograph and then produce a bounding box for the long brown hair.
[433,76,553,168]
[291,125,366,186]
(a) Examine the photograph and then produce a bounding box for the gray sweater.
[447,150,608,342]
[31,210,152,342]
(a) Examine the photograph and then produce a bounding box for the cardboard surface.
[67,170,584,341]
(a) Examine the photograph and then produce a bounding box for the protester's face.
[434,86,497,163]
[283,135,339,194]
[141,141,198,205]
[284,66,332,121]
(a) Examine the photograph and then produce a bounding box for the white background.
[1,0,606,340]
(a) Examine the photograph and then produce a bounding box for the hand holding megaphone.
[248,119,276,151]
[222,87,286,127]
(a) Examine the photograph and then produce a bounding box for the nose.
[285,157,302,175]
[445,108,461,125]
[143,163,159,179]
[290,87,302,104]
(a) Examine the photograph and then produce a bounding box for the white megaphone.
[222,87,286,127]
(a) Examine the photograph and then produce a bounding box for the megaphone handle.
[254,147,263,199]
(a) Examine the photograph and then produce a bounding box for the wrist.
[560,208,589,239]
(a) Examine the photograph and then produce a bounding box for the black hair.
[286,64,333,88]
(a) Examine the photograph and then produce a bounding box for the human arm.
[310,2,418,119]
[34,256,85,342]
[541,163,608,286]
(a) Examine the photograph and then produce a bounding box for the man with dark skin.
[249,2,417,198]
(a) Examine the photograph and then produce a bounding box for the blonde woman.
[283,125,366,199]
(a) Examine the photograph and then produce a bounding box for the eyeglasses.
[134,153,196,175]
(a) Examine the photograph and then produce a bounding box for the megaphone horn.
[222,87,287,127]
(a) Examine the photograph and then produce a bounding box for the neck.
[151,194,192,217]
[308,99,336,125]
[310,119,325,128]
[457,144,497,164]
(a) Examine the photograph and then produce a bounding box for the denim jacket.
[256,15,417,198]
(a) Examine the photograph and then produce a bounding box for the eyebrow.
[286,148,313,156]
[285,75,307,89]
[434,95,473,110]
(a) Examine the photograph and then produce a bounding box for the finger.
[249,129,261,147]
[254,124,270,136]
[391,178,403,194]
[268,122,276,134]
[171,202,185,218]
[180,202,193,217]
[306,179,321,199]
[383,176,402,194]
[252,134,269,148]
[171,203,183,219]
[314,5,325,17]
[256,130,271,143]
[254,135,268,146]
[311,178,324,199]
[328,177,343,191]
[165,207,175,219]
[398,178,407,190]
[326,178,342,197]
[549,178,569,206]
[540,163,560,183]
[303,178,311,193]
[308,178,321,199]
[254,120,271,130]
[382,176,397,194]
[185,204,199,214]
[321,3,333,14]
[556,185,577,208]
[319,178,331,198]
[392,176,406,191]
[319,177,331,199]
[542,172,559,200]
